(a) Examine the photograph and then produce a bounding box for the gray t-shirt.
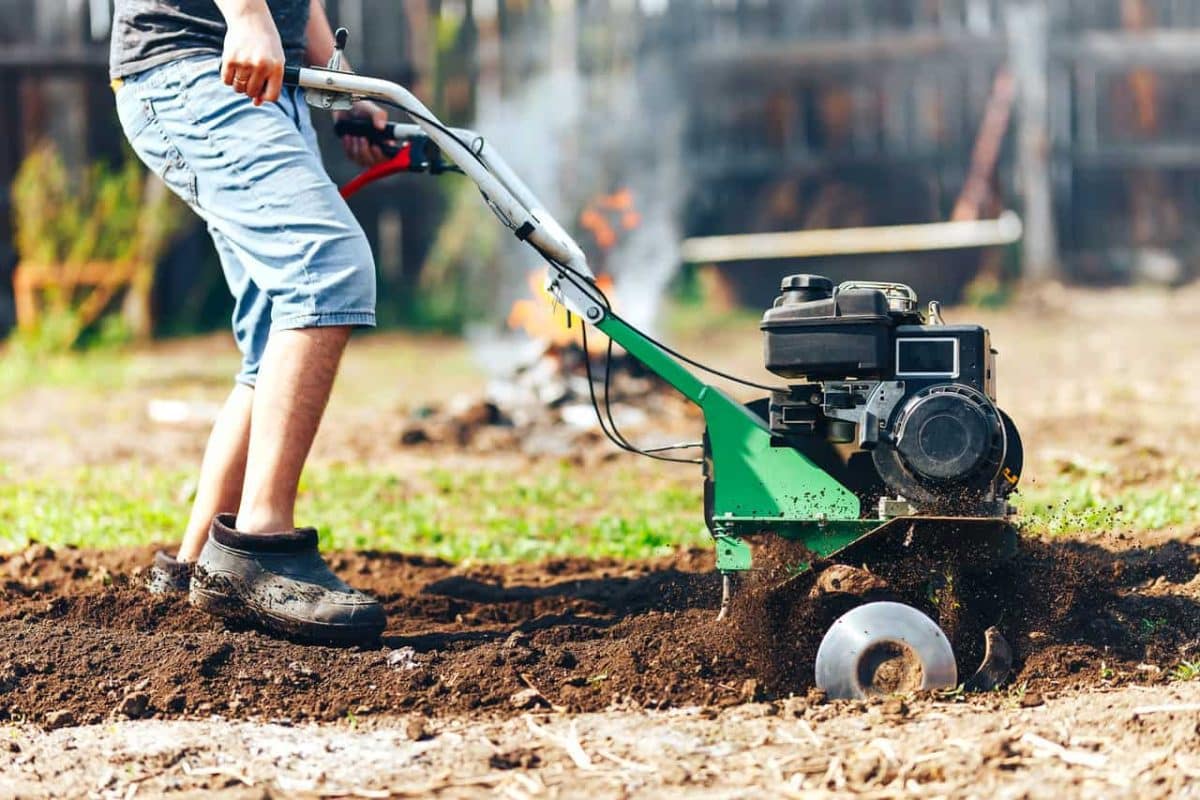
[110,0,310,79]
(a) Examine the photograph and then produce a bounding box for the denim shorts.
[114,55,376,386]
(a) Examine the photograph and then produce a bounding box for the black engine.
[760,275,1022,516]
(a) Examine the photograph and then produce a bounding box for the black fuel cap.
[779,274,834,303]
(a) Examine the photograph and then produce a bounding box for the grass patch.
[3,455,1198,561]
[0,461,706,562]
[1014,472,1200,535]
[0,346,135,402]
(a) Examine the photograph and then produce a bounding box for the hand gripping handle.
[333,118,402,148]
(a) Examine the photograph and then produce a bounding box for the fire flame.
[507,189,638,353]
[579,188,642,252]
[508,270,615,354]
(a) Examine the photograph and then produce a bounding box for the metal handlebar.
[283,63,593,286]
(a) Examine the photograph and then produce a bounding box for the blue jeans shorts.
[114,55,376,386]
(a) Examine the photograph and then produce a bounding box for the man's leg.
[177,384,254,561]
[235,326,350,533]
[124,57,384,641]
[175,222,269,563]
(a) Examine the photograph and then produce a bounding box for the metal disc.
[815,601,957,699]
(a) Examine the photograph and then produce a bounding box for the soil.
[1,530,1197,728]
[4,288,1200,796]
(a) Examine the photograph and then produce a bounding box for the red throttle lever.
[334,118,460,198]
[340,142,413,199]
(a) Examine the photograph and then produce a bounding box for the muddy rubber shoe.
[190,513,386,645]
[146,551,193,595]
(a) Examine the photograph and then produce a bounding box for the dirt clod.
[881,696,909,719]
[509,688,546,710]
[404,717,430,741]
[116,692,150,719]
[490,748,541,770]
[43,710,75,730]
[1020,691,1045,708]
[811,564,890,597]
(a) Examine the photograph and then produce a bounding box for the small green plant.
[1139,617,1169,639]
[1002,680,1030,708]
[1098,662,1115,681]
[1169,660,1200,682]
[925,571,960,610]
[936,684,966,702]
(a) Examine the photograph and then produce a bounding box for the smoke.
[467,2,688,341]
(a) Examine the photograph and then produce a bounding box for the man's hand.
[301,0,389,167]
[333,101,392,167]
[218,1,285,106]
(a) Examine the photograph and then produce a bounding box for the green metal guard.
[595,315,881,573]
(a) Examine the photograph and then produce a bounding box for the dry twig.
[1019,733,1107,769]
[518,673,568,714]
[1130,703,1200,717]
[179,759,254,786]
[523,716,595,771]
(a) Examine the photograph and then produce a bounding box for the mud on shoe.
[190,513,386,645]
[146,551,194,595]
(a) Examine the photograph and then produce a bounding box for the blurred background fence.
[2,0,1200,340]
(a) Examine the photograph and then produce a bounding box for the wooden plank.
[679,213,1023,263]
[952,69,1015,222]
[686,28,1200,77]
[1065,29,1200,68]
[1006,1,1060,282]
[0,45,109,72]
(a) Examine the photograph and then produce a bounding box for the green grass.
[5,458,1200,561]
[1170,660,1200,682]
[4,321,1199,561]
[1014,471,1200,536]
[0,346,135,403]
[0,462,706,562]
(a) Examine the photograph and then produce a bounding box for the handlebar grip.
[333,118,399,144]
[283,64,301,87]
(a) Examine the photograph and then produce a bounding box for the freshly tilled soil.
[0,533,1197,728]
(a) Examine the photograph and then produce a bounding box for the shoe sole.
[190,585,384,646]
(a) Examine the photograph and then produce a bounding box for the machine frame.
[284,50,1013,582]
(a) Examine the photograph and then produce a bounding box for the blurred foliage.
[963,269,1015,308]
[9,142,185,352]
[963,247,1021,308]
[412,179,503,331]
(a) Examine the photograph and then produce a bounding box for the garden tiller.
[288,32,1024,696]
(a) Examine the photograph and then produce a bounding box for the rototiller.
[288,32,1024,696]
